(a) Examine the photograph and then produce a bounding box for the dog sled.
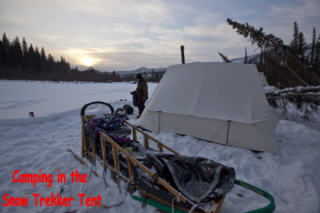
[79,101,276,213]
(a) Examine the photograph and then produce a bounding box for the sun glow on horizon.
[81,57,97,67]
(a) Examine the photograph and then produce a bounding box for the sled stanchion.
[158,144,163,152]
[147,134,179,155]
[234,179,276,213]
[100,134,107,167]
[81,117,86,157]
[144,135,149,149]
[101,133,188,203]
[149,134,178,155]
[88,135,96,162]
[133,129,137,141]
[125,121,179,155]
[93,155,129,182]
[67,149,100,178]
[92,136,97,160]
[111,142,120,186]
[212,195,225,213]
[126,158,134,185]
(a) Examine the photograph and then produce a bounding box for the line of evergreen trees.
[119,70,165,82]
[0,33,116,82]
[226,20,320,88]
[0,33,165,82]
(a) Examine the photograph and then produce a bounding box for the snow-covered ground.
[0,80,319,213]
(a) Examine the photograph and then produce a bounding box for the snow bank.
[0,80,319,213]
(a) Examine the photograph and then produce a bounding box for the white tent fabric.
[137,62,279,153]
[258,72,268,87]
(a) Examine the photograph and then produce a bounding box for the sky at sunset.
[1,0,320,71]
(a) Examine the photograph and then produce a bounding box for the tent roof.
[146,62,271,124]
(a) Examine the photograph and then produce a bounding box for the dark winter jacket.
[136,78,148,101]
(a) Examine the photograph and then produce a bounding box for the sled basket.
[79,101,276,213]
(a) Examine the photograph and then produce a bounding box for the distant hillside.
[230,53,260,64]
[117,66,166,77]
[230,43,314,64]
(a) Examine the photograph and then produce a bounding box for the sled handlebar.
[235,179,276,213]
[80,101,114,116]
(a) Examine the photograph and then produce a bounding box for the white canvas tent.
[258,72,268,87]
[137,62,279,153]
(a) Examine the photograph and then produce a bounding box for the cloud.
[113,24,144,35]
[50,16,252,70]
[51,0,175,26]
[0,0,251,70]
[149,22,250,56]
[270,0,320,21]
[268,0,320,42]
[2,0,318,70]
[55,46,179,70]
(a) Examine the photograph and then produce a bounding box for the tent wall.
[139,110,278,153]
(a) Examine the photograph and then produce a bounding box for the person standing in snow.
[135,74,148,118]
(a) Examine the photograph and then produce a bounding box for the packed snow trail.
[0,81,319,213]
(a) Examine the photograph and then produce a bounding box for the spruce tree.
[0,38,2,66]
[40,47,47,73]
[9,36,23,68]
[47,54,55,71]
[259,47,264,66]
[315,34,320,74]
[40,47,46,61]
[22,38,28,55]
[310,27,316,66]
[22,38,28,68]
[34,47,42,73]
[27,44,35,71]
[226,18,283,51]
[226,18,310,86]
[2,33,10,48]
[290,22,299,55]
[297,32,307,63]
[1,33,10,66]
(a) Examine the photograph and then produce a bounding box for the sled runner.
[80,101,276,213]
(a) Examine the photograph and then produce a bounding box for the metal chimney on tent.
[180,45,185,64]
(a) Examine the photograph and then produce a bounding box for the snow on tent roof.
[138,62,279,153]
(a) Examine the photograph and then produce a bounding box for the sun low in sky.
[81,57,97,67]
[1,0,319,71]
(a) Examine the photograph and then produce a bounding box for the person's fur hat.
[136,74,142,79]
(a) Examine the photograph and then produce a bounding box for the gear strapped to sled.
[79,101,276,213]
